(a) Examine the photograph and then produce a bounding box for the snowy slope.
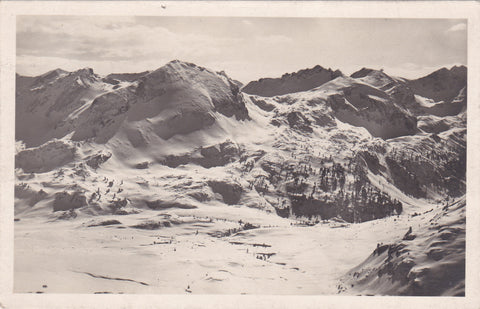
[350,66,467,118]
[339,197,465,296]
[16,68,112,147]
[262,75,418,139]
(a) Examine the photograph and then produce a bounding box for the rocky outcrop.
[53,191,87,212]
[85,152,112,169]
[14,184,48,206]
[249,96,276,111]
[160,140,241,168]
[207,180,243,205]
[145,199,197,210]
[286,111,313,133]
[104,71,150,82]
[15,140,76,173]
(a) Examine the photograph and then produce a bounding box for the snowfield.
[12,208,415,294]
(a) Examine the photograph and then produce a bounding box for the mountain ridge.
[242,65,343,97]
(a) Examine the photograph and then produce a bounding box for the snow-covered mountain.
[408,65,467,104]
[16,60,248,148]
[14,61,466,296]
[348,66,467,118]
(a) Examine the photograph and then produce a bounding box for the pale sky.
[17,16,467,83]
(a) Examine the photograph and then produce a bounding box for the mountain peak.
[146,60,215,80]
[243,65,343,97]
[35,68,68,81]
[165,59,206,71]
[281,65,328,78]
[350,68,375,78]
[449,65,467,75]
[40,68,68,77]
[349,67,394,88]
[408,65,467,103]
[350,67,389,78]
[74,67,95,75]
[422,65,467,81]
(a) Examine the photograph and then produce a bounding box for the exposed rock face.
[104,71,150,82]
[145,199,197,210]
[53,191,87,212]
[207,180,243,205]
[249,96,276,112]
[160,140,241,168]
[199,141,241,168]
[85,152,112,169]
[350,68,376,79]
[14,184,48,206]
[15,140,76,173]
[135,161,150,169]
[217,70,243,89]
[286,111,313,133]
[243,65,342,97]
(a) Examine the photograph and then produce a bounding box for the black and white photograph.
[1,1,480,308]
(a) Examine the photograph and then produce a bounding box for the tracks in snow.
[73,270,149,286]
